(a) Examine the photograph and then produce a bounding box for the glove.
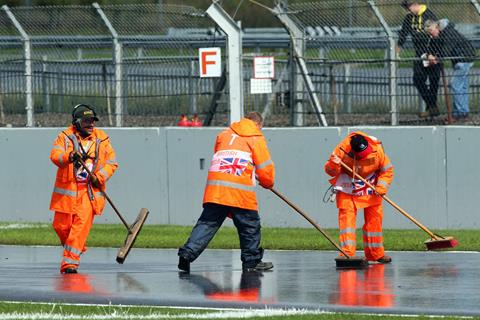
[69,151,82,163]
[89,174,101,188]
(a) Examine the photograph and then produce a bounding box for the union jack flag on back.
[219,157,249,176]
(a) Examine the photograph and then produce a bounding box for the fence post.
[42,55,50,113]
[368,0,398,125]
[93,2,123,127]
[470,0,480,13]
[189,59,197,115]
[272,3,327,126]
[2,5,34,127]
[343,64,351,113]
[206,2,244,124]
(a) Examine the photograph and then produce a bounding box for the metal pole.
[206,2,244,124]
[470,0,480,14]
[42,55,50,113]
[2,5,34,127]
[93,2,123,127]
[368,0,398,125]
[272,3,327,126]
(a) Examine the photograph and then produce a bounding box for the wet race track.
[0,245,479,317]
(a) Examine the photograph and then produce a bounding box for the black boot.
[178,256,190,273]
[243,261,273,272]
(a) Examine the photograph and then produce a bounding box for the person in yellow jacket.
[50,104,118,274]
[178,111,275,272]
[324,131,394,263]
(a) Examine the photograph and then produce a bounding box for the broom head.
[424,236,458,251]
[335,256,368,269]
[116,208,149,264]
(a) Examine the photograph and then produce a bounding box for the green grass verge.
[0,223,477,251]
[0,301,475,319]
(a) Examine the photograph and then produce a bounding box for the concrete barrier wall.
[0,126,478,229]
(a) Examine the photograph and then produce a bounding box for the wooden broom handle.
[338,160,441,240]
[270,187,350,257]
[75,157,130,229]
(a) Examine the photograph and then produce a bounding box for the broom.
[271,188,368,269]
[338,159,458,250]
[74,156,149,264]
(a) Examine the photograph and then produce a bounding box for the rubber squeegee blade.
[116,208,149,264]
[335,256,368,269]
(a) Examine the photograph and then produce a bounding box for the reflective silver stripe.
[364,242,383,248]
[256,159,273,170]
[64,244,82,256]
[340,240,356,247]
[64,135,69,150]
[53,145,64,150]
[68,134,80,152]
[363,231,383,237]
[98,168,109,179]
[377,180,389,188]
[58,152,65,166]
[380,163,393,172]
[206,180,254,192]
[106,159,117,164]
[95,191,104,198]
[62,257,79,265]
[53,187,76,197]
[340,228,356,235]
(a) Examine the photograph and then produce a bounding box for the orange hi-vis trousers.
[52,185,94,273]
[338,203,384,261]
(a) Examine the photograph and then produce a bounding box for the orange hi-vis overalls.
[203,118,275,210]
[50,126,117,273]
[324,131,394,261]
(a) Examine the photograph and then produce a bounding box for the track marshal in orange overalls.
[178,111,275,272]
[324,131,394,263]
[50,104,118,274]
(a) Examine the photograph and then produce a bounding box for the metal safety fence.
[0,1,479,127]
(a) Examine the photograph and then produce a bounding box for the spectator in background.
[397,0,440,118]
[177,114,191,127]
[190,114,203,127]
[425,19,475,122]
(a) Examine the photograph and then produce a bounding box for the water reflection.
[54,273,100,294]
[329,264,395,307]
[179,271,272,303]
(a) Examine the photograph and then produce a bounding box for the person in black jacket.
[397,0,440,118]
[425,19,476,121]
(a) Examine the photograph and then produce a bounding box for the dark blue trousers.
[178,203,263,268]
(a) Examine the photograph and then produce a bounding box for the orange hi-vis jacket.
[324,131,394,209]
[50,126,118,215]
[203,118,275,211]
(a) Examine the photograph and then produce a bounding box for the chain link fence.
[0,1,479,127]
[278,0,480,125]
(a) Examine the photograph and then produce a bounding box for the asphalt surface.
[0,245,479,316]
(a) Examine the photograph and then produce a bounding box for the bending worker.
[178,111,275,273]
[50,104,118,274]
[324,131,394,264]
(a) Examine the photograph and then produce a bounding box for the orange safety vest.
[49,126,118,215]
[203,118,275,210]
[324,131,394,209]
